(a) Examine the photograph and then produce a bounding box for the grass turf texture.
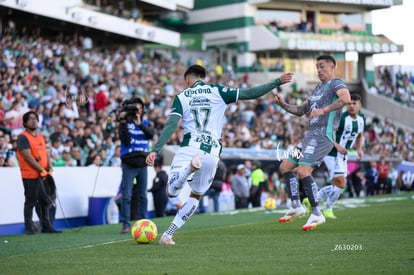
[1,194,413,274]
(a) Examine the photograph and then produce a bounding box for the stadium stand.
[0,20,413,171]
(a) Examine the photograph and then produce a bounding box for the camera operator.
[118,98,155,234]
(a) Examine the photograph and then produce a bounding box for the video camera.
[111,98,144,123]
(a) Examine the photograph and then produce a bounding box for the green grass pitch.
[1,193,413,274]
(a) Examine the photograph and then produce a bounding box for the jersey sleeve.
[170,96,183,117]
[332,78,347,92]
[217,84,239,104]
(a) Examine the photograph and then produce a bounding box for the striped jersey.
[170,80,239,156]
[328,111,366,157]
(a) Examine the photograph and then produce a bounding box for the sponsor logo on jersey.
[189,97,210,106]
[184,87,212,97]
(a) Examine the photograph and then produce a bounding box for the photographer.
[118,98,154,234]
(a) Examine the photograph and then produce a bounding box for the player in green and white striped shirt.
[146,64,293,245]
[317,93,366,218]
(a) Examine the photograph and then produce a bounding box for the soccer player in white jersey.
[274,55,351,231]
[316,93,365,218]
[146,64,293,245]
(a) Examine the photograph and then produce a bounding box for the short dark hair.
[184,64,206,80]
[154,156,163,167]
[22,111,39,126]
[350,93,361,102]
[317,55,336,67]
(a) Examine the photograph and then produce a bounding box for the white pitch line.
[81,239,130,249]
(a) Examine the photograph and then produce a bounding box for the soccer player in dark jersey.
[274,55,351,231]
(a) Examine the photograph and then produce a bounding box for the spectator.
[88,154,102,167]
[388,162,398,193]
[348,168,365,197]
[249,160,266,207]
[0,132,9,155]
[95,84,109,111]
[244,159,252,184]
[85,149,98,166]
[5,135,19,167]
[5,100,24,130]
[148,159,168,217]
[109,145,122,167]
[376,156,390,194]
[231,164,250,209]
[365,161,378,196]
[70,146,83,166]
[52,148,77,167]
[0,100,7,127]
[264,171,285,206]
[49,137,63,162]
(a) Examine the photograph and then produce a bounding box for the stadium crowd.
[0,23,413,194]
[370,66,414,108]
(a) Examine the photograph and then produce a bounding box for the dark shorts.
[288,132,333,168]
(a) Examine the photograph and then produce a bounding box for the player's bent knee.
[333,177,346,189]
[190,192,203,200]
[279,160,295,174]
[297,169,312,179]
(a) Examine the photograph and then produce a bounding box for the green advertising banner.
[278,32,403,53]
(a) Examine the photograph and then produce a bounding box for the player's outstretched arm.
[273,92,310,117]
[239,72,293,100]
[146,114,180,166]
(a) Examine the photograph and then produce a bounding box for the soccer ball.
[131,219,158,244]
[264,197,277,210]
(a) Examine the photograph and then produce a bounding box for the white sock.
[325,186,344,210]
[168,166,192,197]
[317,185,331,202]
[163,197,199,238]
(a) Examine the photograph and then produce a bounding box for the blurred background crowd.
[1,22,414,197]
[371,66,414,108]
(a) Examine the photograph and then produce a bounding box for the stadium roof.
[254,0,402,13]
[0,0,180,47]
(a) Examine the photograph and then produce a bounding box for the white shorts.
[169,146,219,195]
[323,154,348,181]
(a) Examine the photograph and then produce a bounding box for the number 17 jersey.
[170,80,239,156]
